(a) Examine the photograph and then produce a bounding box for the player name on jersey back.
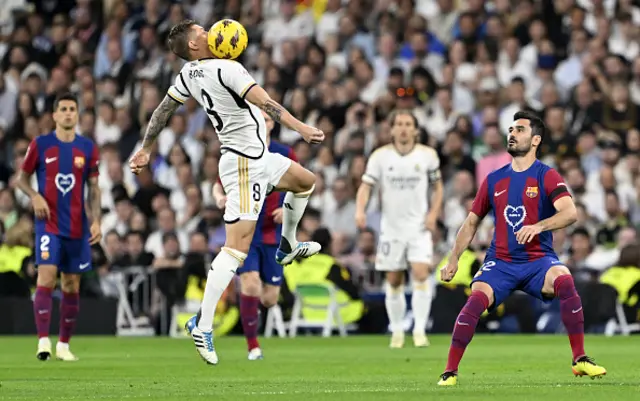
[167,59,267,159]
[362,144,440,236]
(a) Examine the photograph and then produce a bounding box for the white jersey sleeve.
[219,61,257,99]
[362,146,387,186]
[167,73,191,104]
[425,147,442,183]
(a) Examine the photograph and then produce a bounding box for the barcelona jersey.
[22,132,99,239]
[471,160,571,263]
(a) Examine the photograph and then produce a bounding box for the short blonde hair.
[388,109,418,128]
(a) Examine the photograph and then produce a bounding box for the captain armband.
[428,169,442,184]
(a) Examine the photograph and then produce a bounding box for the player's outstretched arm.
[86,176,102,245]
[244,85,324,144]
[141,95,181,151]
[129,95,181,173]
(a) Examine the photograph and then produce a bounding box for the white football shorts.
[375,230,434,271]
[218,150,292,223]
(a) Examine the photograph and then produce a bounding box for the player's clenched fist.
[515,224,542,245]
[129,148,151,174]
[440,260,458,282]
[298,124,325,144]
[31,194,50,220]
[355,210,367,230]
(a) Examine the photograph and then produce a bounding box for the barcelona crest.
[525,186,538,198]
[74,156,85,169]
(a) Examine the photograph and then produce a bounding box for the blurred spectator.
[145,207,188,258]
[0,218,34,297]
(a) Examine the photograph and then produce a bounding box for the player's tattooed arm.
[245,85,303,131]
[87,176,102,222]
[141,95,181,150]
[262,99,284,122]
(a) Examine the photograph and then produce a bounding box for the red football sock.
[34,286,53,339]
[240,294,261,351]
[445,290,489,373]
[59,292,80,344]
[554,274,585,362]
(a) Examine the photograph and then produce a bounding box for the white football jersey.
[362,144,441,237]
[167,59,266,159]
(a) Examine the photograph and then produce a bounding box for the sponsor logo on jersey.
[525,186,538,198]
[55,173,76,195]
[504,205,526,231]
[414,164,421,172]
[74,156,85,168]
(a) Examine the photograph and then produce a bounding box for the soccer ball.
[207,19,248,60]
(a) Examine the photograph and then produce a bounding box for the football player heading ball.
[129,19,325,365]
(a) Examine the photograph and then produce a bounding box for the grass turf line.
[0,335,638,401]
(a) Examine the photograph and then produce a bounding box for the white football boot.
[389,332,405,349]
[56,342,79,361]
[275,241,322,266]
[36,337,52,361]
[248,347,264,361]
[186,315,218,365]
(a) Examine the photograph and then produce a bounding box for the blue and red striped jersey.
[471,159,571,263]
[22,132,100,239]
[254,141,297,246]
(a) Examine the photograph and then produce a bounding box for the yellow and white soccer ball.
[207,19,248,60]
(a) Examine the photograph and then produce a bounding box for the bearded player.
[17,93,102,361]
[129,20,323,365]
[355,109,443,348]
[213,111,296,360]
[438,111,606,386]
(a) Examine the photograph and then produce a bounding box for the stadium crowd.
[0,0,640,332]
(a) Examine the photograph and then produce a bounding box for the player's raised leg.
[272,161,321,265]
[438,282,493,386]
[542,266,606,379]
[409,262,433,347]
[185,152,263,365]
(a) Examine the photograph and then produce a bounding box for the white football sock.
[411,279,432,334]
[385,284,406,334]
[197,247,246,331]
[280,185,314,251]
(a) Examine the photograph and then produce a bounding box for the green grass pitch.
[0,335,639,400]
